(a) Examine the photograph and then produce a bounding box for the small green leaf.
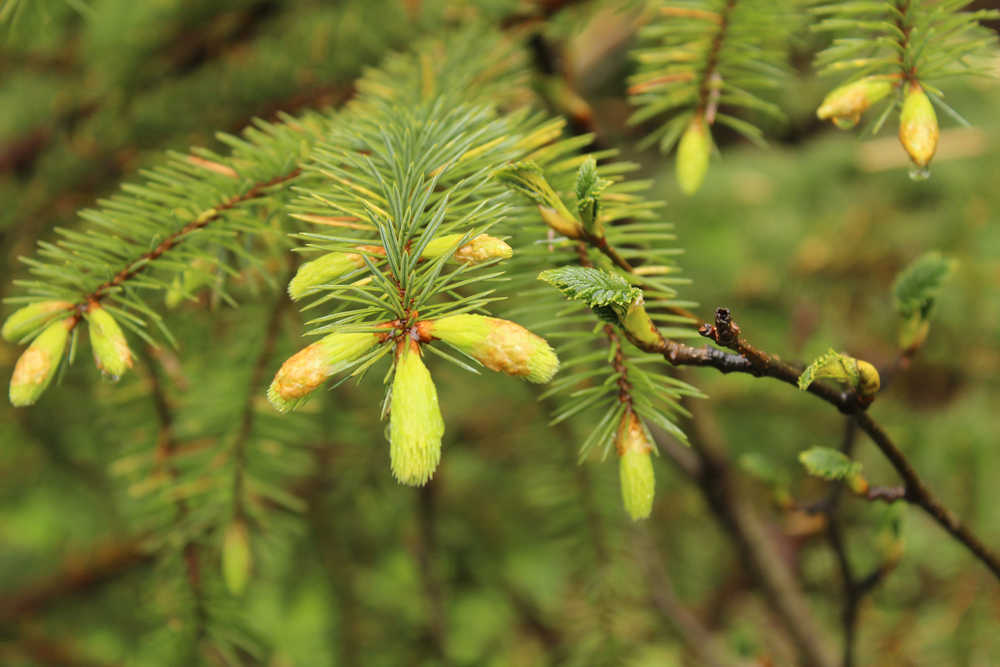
[797,348,858,391]
[892,252,954,321]
[798,447,863,482]
[538,266,641,313]
[575,157,611,234]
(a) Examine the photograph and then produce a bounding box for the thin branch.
[613,304,1000,581]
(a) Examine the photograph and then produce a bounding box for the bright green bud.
[621,297,661,348]
[9,317,72,406]
[496,161,584,238]
[616,411,655,521]
[817,77,894,127]
[419,314,559,383]
[267,332,379,412]
[676,116,711,195]
[421,234,513,264]
[86,304,133,380]
[287,246,384,301]
[389,341,444,486]
[222,519,252,595]
[2,301,73,342]
[899,83,938,168]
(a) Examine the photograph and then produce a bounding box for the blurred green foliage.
[1,1,999,666]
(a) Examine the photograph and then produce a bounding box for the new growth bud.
[616,411,655,521]
[267,332,379,412]
[421,234,513,264]
[389,340,444,486]
[2,301,73,342]
[419,314,559,383]
[621,297,662,348]
[86,304,134,380]
[287,246,385,301]
[856,360,880,400]
[898,83,938,168]
[676,116,711,195]
[817,77,894,129]
[9,317,72,406]
[222,519,252,596]
[496,162,584,238]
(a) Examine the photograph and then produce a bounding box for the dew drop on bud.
[908,165,930,182]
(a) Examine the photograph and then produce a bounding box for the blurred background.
[1,1,998,665]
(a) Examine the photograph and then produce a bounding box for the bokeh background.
[1,1,998,665]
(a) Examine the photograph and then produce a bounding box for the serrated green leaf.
[798,447,863,481]
[538,266,640,311]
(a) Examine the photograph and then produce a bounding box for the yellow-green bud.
[267,332,380,412]
[537,205,584,239]
[389,341,444,486]
[899,83,938,168]
[419,314,559,383]
[222,519,252,596]
[817,77,894,127]
[287,246,384,301]
[9,317,72,406]
[856,360,880,400]
[616,411,655,521]
[2,301,73,342]
[621,297,661,348]
[86,304,133,380]
[676,116,711,195]
[421,234,513,264]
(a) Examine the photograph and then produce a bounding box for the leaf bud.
[898,83,938,168]
[222,519,252,596]
[816,77,894,127]
[267,332,380,412]
[621,297,662,347]
[389,340,444,486]
[496,162,584,238]
[287,246,385,301]
[9,317,72,406]
[2,301,73,342]
[86,304,134,380]
[676,116,711,195]
[856,360,880,400]
[421,234,513,264]
[616,411,655,521]
[419,314,559,383]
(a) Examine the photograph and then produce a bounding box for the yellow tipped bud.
[267,332,380,412]
[616,412,655,521]
[817,77,894,127]
[9,317,72,406]
[420,314,559,383]
[389,341,444,486]
[86,304,133,380]
[898,83,938,168]
[222,519,252,595]
[856,360,880,400]
[2,301,73,342]
[287,246,384,301]
[421,233,513,264]
[676,116,711,195]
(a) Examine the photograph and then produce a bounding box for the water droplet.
[833,115,859,130]
[908,165,930,181]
